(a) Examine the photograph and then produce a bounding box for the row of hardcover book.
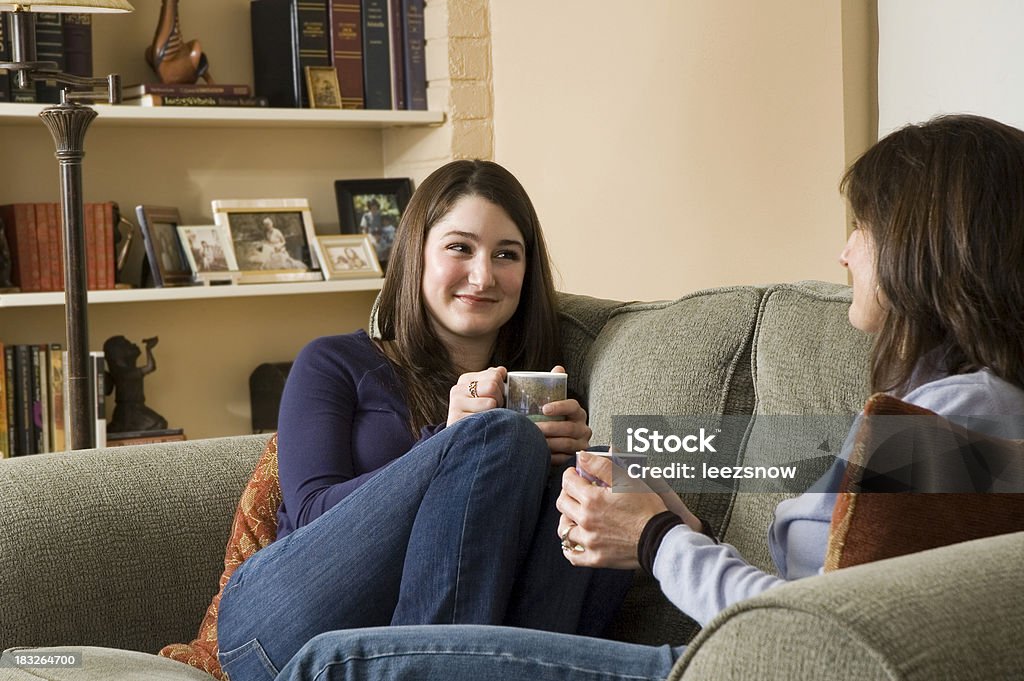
[252,0,427,110]
[0,342,106,459]
[0,202,118,293]
[0,13,92,104]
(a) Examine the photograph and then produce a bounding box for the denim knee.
[453,409,549,473]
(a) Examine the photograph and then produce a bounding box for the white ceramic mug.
[505,371,567,421]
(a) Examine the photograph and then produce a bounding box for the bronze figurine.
[145,0,214,84]
[103,335,170,433]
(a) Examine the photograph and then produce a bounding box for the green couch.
[2,281,1021,680]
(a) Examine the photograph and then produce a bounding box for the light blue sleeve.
[651,525,787,628]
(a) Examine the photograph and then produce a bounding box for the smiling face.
[840,225,885,333]
[421,194,527,356]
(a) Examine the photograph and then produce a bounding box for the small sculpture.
[145,0,214,84]
[103,335,169,433]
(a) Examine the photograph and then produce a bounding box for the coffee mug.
[505,371,567,422]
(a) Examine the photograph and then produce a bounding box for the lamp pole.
[39,101,97,449]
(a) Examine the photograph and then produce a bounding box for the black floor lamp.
[0,0,133,449]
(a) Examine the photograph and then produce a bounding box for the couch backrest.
[0,435,269,653]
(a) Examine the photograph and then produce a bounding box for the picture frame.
[135,205,194,287]
[335,178,413,271]
[305,65,342,109]
[176,225,240,284]
[211,198,323,284]
[313,234,383,280]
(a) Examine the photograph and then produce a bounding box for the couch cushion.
[556,292,632,400]
[0,435,268,653]
[160,435,283,679]
[0,647,214,681]
[586,286,763,646]
[825,393,1024,571]
[723,281,872,574]
[583,285,763,442]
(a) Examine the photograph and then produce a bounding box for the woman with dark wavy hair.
[275,115,1024,681]
[215,160,633,681]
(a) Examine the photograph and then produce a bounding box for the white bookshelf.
[0,103,444,129]
[0,279,384,308]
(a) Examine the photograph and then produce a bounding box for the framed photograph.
[305,66,342,109]
[335,178,413,271]
[211,198,322,284]
[313,234,383,280]
[176,225,239,283]
[135,205,193,287]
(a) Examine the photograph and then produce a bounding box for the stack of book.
[0,12,93,104]
[251,0,426,110]
[121,83,269,108]
[0,343,106,458]
[0,202,118,293]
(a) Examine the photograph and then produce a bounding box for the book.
[361,0,393,109]
[33,345,50,453]
[102,202,115,290]
[89,350,106,448]
[62,14,92,78]
[251,0,331,108]
[3,346,15,456]
[107,428,186,447]
[0,343,8,458]
[402,0,427,110]
[0,204,41,292]
[34,203,54,292]
[34,13,65,105]
[89,202,101,290]
[329,0,365,109]
[387,0,406,110]
[122,82,252,98]
[48,344,65,452]
[123,94,270,107]
[0,14,11,103]
[14,345,33,455]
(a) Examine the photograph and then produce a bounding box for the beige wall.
[490,1,858,301]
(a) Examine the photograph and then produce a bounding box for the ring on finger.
[560,526,585,553]
[468,380,479,398]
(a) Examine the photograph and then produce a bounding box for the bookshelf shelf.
[0,279,384,308]
[0,103,444,129]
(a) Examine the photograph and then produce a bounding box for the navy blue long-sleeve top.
[275,330,444,538]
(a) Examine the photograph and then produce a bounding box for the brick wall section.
[383,0,494,184]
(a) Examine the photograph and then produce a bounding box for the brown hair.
[376,160,561,433]
[840,114,1024,394]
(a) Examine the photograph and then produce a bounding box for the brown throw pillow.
[825,393,1024,571]
[159,434,283,679]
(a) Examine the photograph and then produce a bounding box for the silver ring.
[468,380,479,398]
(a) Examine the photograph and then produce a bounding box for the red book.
[101,202,115,289]
[34,204,54,291]
[49,203,64,291]
[84,203,98,290]
[329,0,365,109]
[0,204,41,291]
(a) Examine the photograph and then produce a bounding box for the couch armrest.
[669,531,1024,681]
[0,436,268,654]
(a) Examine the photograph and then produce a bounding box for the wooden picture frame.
[313,234,383,280]
[135,205,194,287]
[334,178,413,271]
[211,198,322,284]
[305,66,342,109]
[176,225,240,284]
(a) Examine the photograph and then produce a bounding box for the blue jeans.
[275,625,684,681]
[218,410,634,681]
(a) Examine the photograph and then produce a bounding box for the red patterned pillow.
[159,434,282,679]
[825,393,1024,571]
